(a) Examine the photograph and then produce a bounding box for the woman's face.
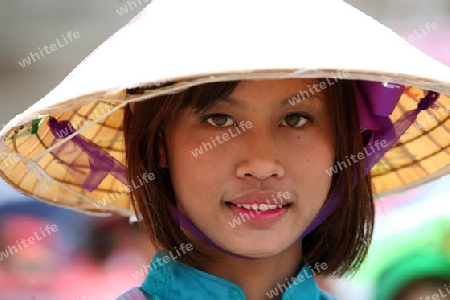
[163,79,335,257]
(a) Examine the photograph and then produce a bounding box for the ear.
[158,132,168,168]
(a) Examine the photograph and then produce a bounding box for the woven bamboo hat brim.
[1,0,450,217]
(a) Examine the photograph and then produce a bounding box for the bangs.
[180,81,239,113]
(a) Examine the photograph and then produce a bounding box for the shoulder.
[116,287,152,300]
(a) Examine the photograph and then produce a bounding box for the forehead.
[219,78,326,108]
[234,78,321,95]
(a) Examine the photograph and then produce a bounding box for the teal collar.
[140,253,336,300]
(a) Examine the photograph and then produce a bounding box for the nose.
[235,128,285,180]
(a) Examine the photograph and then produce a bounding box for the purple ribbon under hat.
[47,80,440,259]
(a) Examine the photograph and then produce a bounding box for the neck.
[189,235,303,300]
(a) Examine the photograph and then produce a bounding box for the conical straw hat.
[1,0,450,217]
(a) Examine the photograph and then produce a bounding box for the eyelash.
[199,113,315,128]
[199,114,235,127]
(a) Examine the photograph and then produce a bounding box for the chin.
[219,238,291,258]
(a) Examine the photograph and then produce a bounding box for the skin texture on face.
[163,78,335,258]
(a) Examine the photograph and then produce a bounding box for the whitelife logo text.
[131,243,193,280]
[190,121,253,157]
[18,31,80,68]
[0,224,58,261]
[228,192,291,228]
[326,139,388,176]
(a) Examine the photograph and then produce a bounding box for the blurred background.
[0,0,449,299]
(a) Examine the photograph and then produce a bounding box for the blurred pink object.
[0,215,61,298]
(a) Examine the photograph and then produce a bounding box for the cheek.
[294,152,333,190]
[285,134,334,205]
[305,142,334,180]
[165,129,234,207]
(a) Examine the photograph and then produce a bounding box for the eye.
[281,113,312,128]
[204,114,235,127]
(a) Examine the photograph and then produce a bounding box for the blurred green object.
[355,218,450,300]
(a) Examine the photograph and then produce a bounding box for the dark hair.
[123,79,374,276]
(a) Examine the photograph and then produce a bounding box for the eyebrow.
[218,97,246,108]
[218,93,321,109]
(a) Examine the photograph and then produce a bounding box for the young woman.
[0,1,449,299]
[121,78,371,299]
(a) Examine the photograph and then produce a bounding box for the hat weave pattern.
[1,83,449,216]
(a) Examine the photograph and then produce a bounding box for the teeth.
[259,204,269,211]
[235,203,285,211]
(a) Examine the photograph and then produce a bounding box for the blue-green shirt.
[118,254,338,299]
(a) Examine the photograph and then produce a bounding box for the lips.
[226,202,290,226]
[229,202,290,213]
[225,190,292,216]
[227,190,292,206]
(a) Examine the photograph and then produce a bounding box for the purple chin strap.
[48,81,440,259]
